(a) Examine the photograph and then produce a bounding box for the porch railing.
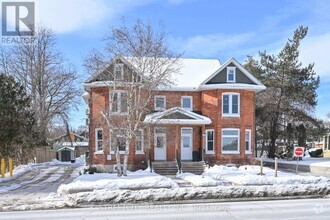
[176,149,182,174]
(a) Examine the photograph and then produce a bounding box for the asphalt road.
[0,164,80,210]
[0,198,329,220]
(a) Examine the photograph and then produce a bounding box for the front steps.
[152,161,178,175]
[180,161,206,175]
[152,161,206,175]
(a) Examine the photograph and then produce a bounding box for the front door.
[181,128,193,160]
[154,128,167,160]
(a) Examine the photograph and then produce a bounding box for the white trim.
[135,129,144,154]
[144,107,212,125]
[181,127,193,160]
[154,95,166,111]
[95,128,104,154]
[245,129,252,154]
[221,128,240,154]
[205,129,215,154]
[154,127,167,160]
[199,83,266,92]
[226,66,236,83]
[181,96,193,111]
[110,90,128,114]
[222,93,240,117]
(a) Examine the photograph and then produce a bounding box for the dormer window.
[227,67,236,82]
[114,63,123,80]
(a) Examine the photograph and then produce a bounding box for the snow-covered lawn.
[176,172,218,187]
[203,165,328,185]
[58,169,178,195]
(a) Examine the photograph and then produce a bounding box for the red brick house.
[83,56,266,172]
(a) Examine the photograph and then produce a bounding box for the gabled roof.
[144,107,212,125]
[201,57,263,86]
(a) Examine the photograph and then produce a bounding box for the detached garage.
[57,146,75,162]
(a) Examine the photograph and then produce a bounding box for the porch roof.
[143,107,212,125]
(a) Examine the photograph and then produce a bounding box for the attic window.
[227,67,236,82]
[114,63,123,80]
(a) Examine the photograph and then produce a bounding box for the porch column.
[201,125,206,161]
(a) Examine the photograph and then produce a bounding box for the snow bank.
[58,169,178,195]
[0,164,34,183]
[204,165,328,185]
[67,183,330,204]
[176,172,218,187]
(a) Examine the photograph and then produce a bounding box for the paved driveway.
[0,164,81,210]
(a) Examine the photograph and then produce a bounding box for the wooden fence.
[35,147,57,163]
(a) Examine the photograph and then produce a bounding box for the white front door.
[181,128,193,160]
[154,128,166,160]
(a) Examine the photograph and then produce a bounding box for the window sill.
[110,151,128,155]
[222,114,240,118]
[94,151,104,155]
[135,151,145,155]
[245,151,252,154]
[155,108,166,111]
[222,151,240,154]
[205,151,215,154]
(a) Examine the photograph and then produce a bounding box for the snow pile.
[0,164,34,183]
[204,165,328,185]
[75,155,86,165]
[58,169,178,195]
[67,183,330,204]
[176,172,218,187]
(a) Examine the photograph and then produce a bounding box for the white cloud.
[171,32,254,58]
[300,33,330,78]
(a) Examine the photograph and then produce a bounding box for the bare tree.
[85,19,182,176]
[0,27,80,145]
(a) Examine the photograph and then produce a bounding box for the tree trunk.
[269,137,277,158]
[116,145,122,176]
[122,140,130,176]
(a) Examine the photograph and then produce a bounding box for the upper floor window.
[95,128,103,153]
[222,93,240,117]
[154,96,166,111]
[181,96,193,111]
[114,63,124,80]
[227,67,236,82]
[111,91,127,113]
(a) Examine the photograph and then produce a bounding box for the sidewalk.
[258,157,330,176]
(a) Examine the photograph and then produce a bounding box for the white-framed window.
[154,127,166,149]
[95,128,103,153]
[222,128,240,154]
[206,129,214,154]
[222,93,240,117]
[110,129,127,154]
[245,129,252,154]
[154,96,166,111]
[114,63,124,80]
[227,66,236,82]
[111,90,127,113]
[181,96,193,111]
[135,130,144,154]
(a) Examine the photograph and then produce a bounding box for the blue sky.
[23,0,330,127]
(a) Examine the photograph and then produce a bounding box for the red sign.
[294,147,304,157]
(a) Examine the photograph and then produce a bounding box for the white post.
[295,157,299,174]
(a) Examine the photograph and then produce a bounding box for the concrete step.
[152,161,178,175]
[180,161,206,175]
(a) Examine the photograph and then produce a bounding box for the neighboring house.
[49,132,89,162]
[83,56,266,171]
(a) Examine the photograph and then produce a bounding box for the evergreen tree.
[0,74,38,162]
[244,26,320,158]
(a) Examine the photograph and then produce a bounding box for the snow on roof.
[171,58,221,88]
[122,56,221,89]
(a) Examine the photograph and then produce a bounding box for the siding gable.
[205,62,257,85]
